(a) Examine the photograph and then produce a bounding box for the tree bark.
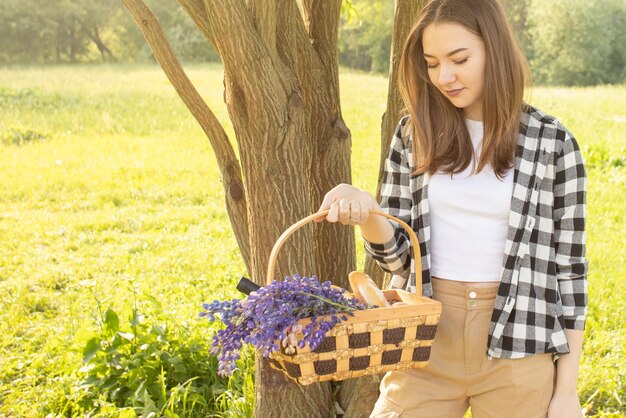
[284,0,355,291]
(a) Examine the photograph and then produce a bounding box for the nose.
[438,63,456,85]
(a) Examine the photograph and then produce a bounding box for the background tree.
[527,0,626,86]
[499,0,533,62]
[0,0,120,63]
[122,0,423,416]
[0,0,54,63]
[338,1,394,73]
[3,0,626,86]
[0,0,219,64]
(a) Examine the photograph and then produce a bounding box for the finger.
[317,189,335,212]
[314,207,330,222]
[359,203,369,224]
[349,202,361,224]
[338,199,350,224]
[317,186,343,221]
[315,196,333,223]
[327,202,339,223]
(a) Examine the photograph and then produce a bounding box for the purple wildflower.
[200,275,366,376]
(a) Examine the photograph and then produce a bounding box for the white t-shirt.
[428,119,513,282]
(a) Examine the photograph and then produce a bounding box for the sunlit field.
[0,64,624,417]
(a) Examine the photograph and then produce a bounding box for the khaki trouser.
[371,278,555,418]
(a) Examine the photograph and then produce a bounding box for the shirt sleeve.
[553,127,588,330]
[363,118,414,285]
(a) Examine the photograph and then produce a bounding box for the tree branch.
[122,0,251,275]
[87,26,115,61]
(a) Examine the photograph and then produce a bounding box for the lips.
[445,88,464,97]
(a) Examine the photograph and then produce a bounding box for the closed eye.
[426,57,468,69]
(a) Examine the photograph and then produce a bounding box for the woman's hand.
[315,183,379,225]
[547,392,583,418]
[316,183,395,246]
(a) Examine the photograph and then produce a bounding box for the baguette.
[348,271,390,307]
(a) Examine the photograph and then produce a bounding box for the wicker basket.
[266,210,442,385]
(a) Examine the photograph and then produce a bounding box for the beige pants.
[371,278,555,418]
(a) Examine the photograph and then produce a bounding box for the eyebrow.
[423,48,468,58]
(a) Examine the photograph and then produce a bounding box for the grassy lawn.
[0,64,624,417]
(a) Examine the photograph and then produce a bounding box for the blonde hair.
[398,0,530,178]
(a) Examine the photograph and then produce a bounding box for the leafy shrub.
[67,291,254,417]
[0,86,44,106]
[0,126,48,145]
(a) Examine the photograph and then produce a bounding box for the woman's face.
[422,22,486,121]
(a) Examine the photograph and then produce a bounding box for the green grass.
[0,64,625,417]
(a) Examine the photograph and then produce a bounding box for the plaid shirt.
[365,105,588,359]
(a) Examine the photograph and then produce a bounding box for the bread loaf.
[348,271,390,307]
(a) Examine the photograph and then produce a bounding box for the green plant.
[70,287,236,417]
[0,126,47,145]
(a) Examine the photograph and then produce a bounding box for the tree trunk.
[365,0,424,290]
[55,29,62,63]
[343,3,424,416]
[124,0,425,416]
[186,1,340,416]
[88,26,115,62]
[69,24,77,63]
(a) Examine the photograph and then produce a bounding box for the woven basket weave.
[266,210,442,385]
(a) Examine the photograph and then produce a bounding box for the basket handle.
[265,209,423,297]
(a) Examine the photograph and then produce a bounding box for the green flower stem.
[297,291,357,312]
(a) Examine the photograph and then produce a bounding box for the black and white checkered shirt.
[365,105,588,359]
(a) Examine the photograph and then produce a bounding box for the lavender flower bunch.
[200,274,366,376]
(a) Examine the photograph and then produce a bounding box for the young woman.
[317,0,587,416]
